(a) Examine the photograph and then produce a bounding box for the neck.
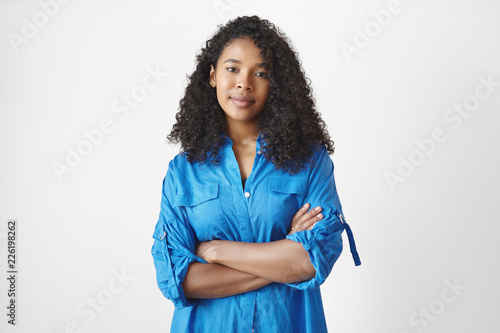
[225,119,260,146]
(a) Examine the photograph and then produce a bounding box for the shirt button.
[244,192,251,198]
[257,150,262,155]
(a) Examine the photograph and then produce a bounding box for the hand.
[195,240,218,263]
[288,203,323,235]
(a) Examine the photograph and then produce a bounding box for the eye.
[226,66,238,73]
[256,72,270,78]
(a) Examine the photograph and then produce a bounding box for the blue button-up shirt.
[151,133,360,332]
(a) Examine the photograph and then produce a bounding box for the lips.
[230,95,255,108]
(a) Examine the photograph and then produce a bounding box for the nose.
[236,72,253,91]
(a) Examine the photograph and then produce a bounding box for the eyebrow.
[223,58,266,68]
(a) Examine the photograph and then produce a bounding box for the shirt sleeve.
[285,145,360,290]
[151,160,207,309]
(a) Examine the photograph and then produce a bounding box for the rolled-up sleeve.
[285,146,359,290]
[151,161,207,309]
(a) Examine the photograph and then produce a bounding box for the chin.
[225,113,257,123]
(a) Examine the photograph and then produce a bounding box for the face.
[209,37,271,126]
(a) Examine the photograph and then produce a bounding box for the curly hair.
[167,15,335,174]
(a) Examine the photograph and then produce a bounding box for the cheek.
[259,87,270,104]
[215,88,228,107]
[215,79,232,100]
[260,81,270,96]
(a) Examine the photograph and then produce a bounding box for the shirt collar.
[219,131,266,155]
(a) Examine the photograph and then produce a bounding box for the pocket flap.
[173,183,219,207]
[268,176,307,195]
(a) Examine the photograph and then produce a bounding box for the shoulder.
[165,151,221,184]
[303,143,334,179]
[310,143,329,159]
[309,143,333,167]
[168,136,230,172]
[168,152,190,170]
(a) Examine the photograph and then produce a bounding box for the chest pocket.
[267,176,308,232]
[173,183,227,241]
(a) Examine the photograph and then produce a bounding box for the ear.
[209,64,216,87]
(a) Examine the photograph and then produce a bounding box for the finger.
[294,203,310,217]
[303,213,323,231]
[306,223,316,231]
[295,206,322,225]
[290,204,323,234]
[289,205,308,235]
[291,209,321,232]
[291,203,310,222]
[291,210,323,232]
[294,212,323,232]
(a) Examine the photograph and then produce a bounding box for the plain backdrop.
[1,0,499,332]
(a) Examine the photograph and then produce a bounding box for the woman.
[151,15,360,332]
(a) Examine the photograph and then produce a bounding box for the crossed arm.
[182,203,324,299]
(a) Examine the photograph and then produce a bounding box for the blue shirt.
[151,133,360,333]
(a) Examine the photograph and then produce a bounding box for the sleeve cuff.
[152,222,206,310]
[284,220,344,290]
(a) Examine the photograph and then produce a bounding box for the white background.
[1,0,499,332]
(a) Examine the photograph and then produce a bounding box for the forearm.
[210,239,316,284]
[182,262,273,299]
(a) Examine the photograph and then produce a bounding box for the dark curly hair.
[167,15,335,174]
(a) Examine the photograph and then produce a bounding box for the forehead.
[217,38,264,64]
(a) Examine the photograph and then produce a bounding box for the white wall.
[1,0,499,332]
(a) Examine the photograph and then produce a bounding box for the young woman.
[151,15,360,333]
